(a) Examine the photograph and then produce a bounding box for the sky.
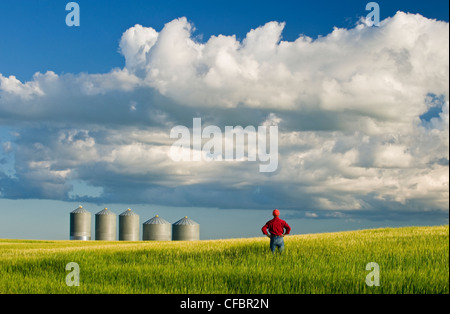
[0,0,448,240]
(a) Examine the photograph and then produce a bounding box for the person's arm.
[261,223,270,237]
[283,221,291,236]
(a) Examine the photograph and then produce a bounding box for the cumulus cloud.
[0,12,448,221]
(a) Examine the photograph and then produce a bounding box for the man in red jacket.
[261,209,291,253]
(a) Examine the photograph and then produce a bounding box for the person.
[261,209,291,254]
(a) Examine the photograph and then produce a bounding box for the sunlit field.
[0,225,448,294]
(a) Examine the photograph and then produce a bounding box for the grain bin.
[119,208,139,241]
[143,215,172,241]
[172,216,200,241]
[70,205,91,240]
[95,208,117,241]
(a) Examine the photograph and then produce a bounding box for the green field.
[0,225,448,294]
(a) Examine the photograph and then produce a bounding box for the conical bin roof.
[95,208,116,215]
[119,208,139,216]
[173,216,199,225]
[144,215,170,225]
[71,205,90,214]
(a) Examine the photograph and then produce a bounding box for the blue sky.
[0,0,448,240]
[1,0,448,81]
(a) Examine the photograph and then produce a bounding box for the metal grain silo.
[95,208,117,241]
[70,205,91,240]
[143,215,172,241]
[119,208,139,241]
[172,216,200,241]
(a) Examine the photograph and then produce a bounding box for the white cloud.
[0,12,448,220]
[111,12,449,140]
[1,141,12,153]
[0,73,45,100]
[373,145,413,168]
[120,24,159,74]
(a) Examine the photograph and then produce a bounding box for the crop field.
[0,225,448,294]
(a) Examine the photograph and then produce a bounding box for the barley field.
[0,225,448,294]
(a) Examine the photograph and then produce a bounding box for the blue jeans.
[270,236,285,253]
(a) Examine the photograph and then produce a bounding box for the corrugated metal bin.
[95,208,116,241]
[172,216,199,241]
[119,208,139,241]
[70,205,91,240]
